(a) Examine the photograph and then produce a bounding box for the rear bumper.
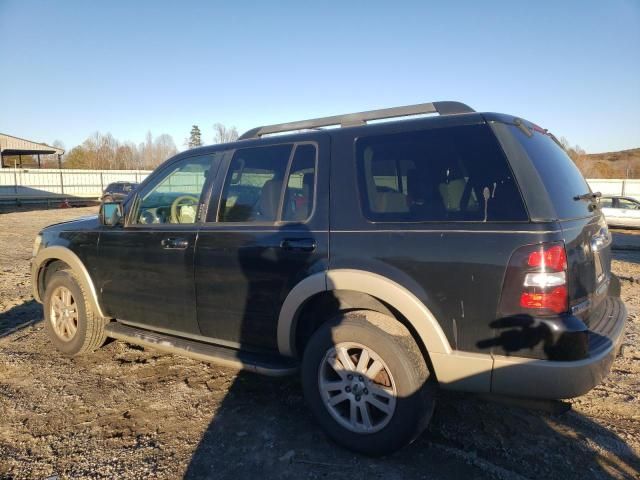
[490,296,626,399]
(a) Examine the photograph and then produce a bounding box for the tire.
[43,269,107,356]
[301,310,436,456]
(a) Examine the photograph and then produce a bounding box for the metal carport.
[0,133,64,168]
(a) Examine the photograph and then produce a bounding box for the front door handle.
[280,238,317,252]
[161,237,189,249]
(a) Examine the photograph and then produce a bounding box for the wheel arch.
[277,269,452,360]
[32,246,106,319]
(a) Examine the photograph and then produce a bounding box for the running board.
[104,322,298,376]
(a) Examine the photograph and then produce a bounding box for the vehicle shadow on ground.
[0,299,42,339]
[182,371,639,479]
[181,221,639,479]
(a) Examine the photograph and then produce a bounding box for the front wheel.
[43,269,107,356]
[301,311,436,456]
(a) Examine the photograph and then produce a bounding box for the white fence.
[586,179,640,199]
[0,168,151,202]
[1,167,639,204]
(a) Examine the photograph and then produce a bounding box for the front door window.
[135,155,215,224]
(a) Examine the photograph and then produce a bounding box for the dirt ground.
[0,207,638,480]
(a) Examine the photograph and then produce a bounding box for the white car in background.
[599,196,640,228]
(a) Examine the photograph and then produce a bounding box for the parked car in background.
[31,102,626,455]
[101,182,138,203]
[599,195,640,228]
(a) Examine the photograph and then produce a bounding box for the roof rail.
[238,101,475,140]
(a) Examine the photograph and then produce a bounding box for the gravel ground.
[0,207,638,480]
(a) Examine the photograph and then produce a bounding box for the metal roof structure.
[0,133,64,155]
[0,133,64,168]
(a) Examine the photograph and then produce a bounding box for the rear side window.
[357,124,527,222]
[508,125,592,219]
[217,143,317,223]
[218,144,293,222]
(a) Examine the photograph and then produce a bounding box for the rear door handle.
[280,238,317,252]
[161,237,189,249]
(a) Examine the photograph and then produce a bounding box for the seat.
[258,179,283,221]
[373,191,409,213]
[283,172,314,222]
[406,169,446,220]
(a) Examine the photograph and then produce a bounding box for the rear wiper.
[574,191,601,211]
[573,191,601,202]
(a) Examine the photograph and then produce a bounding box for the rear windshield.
[508,125,592,219]
[356,124,528,222]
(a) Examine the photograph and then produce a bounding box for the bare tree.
[154,134,178,164]
[213,123,239,144]
[59,131,178,170]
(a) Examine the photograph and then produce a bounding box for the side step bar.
[104,322,298,377]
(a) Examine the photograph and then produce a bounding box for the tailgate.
[560,212,611,319]
[502,120,612,318]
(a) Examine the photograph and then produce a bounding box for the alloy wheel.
[49,286,78,341]
[318,342,397,434]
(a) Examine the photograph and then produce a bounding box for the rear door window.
[508,125,592,219]
[282,144,317,222]
[216,143,318,223]
[357,124,527,222]
[218,144,293,222]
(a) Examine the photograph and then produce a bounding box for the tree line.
[560,137,638,179]
[63,131,177,170]
[63,123,238,170]
[7,126,634,177]
[186,123,239,149]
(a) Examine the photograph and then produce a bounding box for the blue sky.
[0,0,638,154]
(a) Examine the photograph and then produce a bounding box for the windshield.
[508,125,592,219]
[107,183,129,193]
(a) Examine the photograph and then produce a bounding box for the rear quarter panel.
[328,226,563,354]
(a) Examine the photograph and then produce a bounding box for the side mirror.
[100,202,124,226]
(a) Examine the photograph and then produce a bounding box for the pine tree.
[188,125,202,149]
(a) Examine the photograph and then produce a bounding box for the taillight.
[520,286,568,314]
[526,245,567,271]
[498,242,569,317]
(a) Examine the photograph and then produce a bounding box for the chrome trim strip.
[571,299,591,315]
[330,229,561,234]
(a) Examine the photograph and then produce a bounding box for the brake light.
[526,245,567,272]
[520,286,568,314]
[498,242,569,317]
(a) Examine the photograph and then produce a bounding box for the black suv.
[101,181,138,203]
[31,102,626,455]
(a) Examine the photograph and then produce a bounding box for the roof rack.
[238,101,475,140]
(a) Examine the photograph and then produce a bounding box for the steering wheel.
[170,195,199,223]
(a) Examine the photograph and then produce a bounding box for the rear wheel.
[301,311,435,456]
[43,269,107,356]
